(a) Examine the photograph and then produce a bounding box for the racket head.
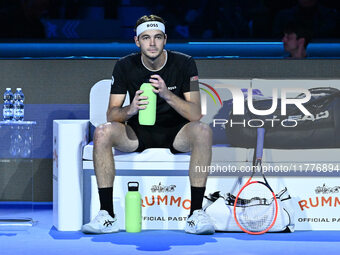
[233,180,278,235]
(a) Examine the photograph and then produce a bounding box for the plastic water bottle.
[125,182,142,233]
[14,88,25,102]
[13,88,24,121]
[3,88,14,121]
[138,83,156,125]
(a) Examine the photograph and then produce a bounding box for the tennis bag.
[203,187,295,232]
[226,87,340,149]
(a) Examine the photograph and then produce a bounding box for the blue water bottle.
[3,88,14,121]
[13,88,25,121]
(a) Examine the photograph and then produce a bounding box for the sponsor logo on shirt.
[168,86,177,91]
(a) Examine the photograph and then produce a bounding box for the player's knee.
[93,122,120,146]
[191,121,212,141]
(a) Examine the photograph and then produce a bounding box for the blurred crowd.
[0,0,339,40]
[152,0,340,39]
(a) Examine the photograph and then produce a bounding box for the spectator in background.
[273,0,338,39]
[282,21,312,58]
[0,0,50,39]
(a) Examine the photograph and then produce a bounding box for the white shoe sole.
[82,225,119,234]
[185,225,215,235]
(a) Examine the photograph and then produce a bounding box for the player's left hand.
[149,74,171,100]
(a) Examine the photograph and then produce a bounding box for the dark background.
[0,0,339,41]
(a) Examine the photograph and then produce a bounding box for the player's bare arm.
[106,91,148,123]
[149,74,201,121]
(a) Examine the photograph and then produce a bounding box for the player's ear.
[163,33,167,45]
[134,36,140,48]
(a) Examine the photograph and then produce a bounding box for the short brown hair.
[284,21,312,48]
[134,15,166,31]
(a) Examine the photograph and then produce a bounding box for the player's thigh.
[172,121,212,153]
[172,122,192,153]
[114,123,139,152]
[95,122,139,152]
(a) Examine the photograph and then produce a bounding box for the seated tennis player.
[82,14,214,235]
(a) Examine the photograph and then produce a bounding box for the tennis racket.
[233,128,278,235]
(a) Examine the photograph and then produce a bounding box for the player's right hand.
[128,90,148,116]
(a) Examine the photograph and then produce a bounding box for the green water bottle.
[138,83,156,125]
[125,182,142,233]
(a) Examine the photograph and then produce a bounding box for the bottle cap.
[16,88,22,91]
[6,88,11,90]
[128,182,139,191]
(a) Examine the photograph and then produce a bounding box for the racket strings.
[236,196,274,207]
[238,203,276,232]
[235,183,277,233]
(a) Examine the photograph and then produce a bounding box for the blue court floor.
[0,204,340,255]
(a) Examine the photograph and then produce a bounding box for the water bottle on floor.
[3,88,14,121]
[13,88,25,121]
[125,182,142,232]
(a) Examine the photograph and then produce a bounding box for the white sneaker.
[82,210,119,234]
[185,209,215,235]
